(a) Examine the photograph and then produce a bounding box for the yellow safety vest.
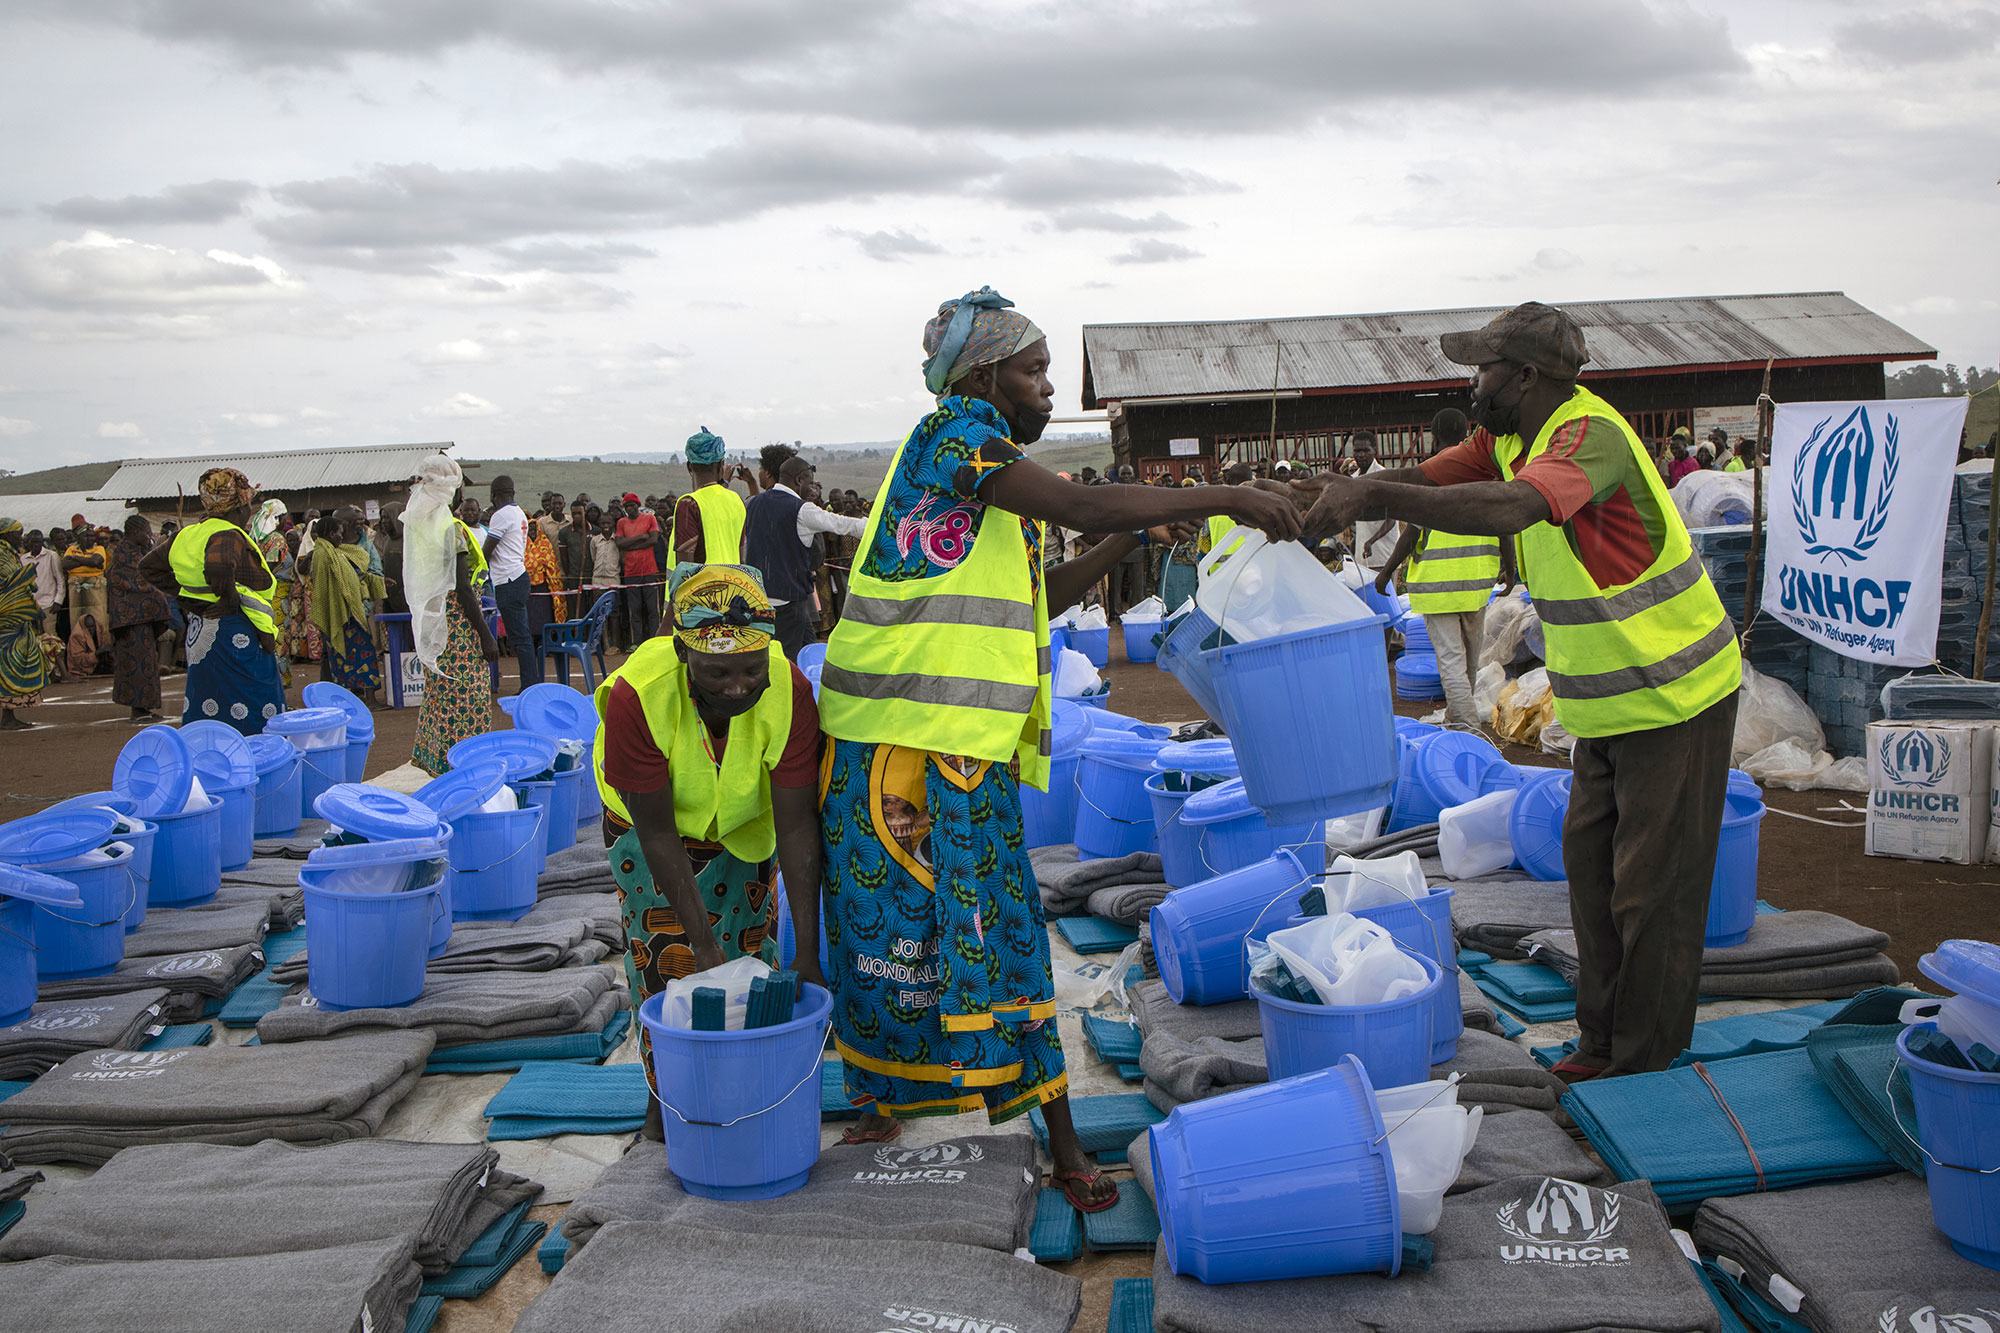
[590,638,794,861]
[1494,386,1740,738]
[453,520,489,592]
[672,484,747,565]
[1404,529,1501,614]
[817,433,1052,789]
[168,518,278,638]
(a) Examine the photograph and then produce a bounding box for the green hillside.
[0,461,120,495]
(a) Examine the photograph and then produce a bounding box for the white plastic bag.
[1072,605,1110,631]
[1121,596,1165,622]
[661,955,774,1032]
[479,783,519,815]
[1384,1095,1483,1235]
[1438,790,1518,879]
[1195,530,1372,643]
[1053,648,1102,698]
[1263,913,1430,1006]
[1732,664,1825,761]
[183,775,209,813]
[1323,851,1429,915]
[1472,661,1506,724]
[1480,595,1538,669]
[1325,807,1386,852]
[1051,605,1083,629]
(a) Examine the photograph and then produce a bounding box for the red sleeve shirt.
[672,496,704,564]
[599,662,822,798]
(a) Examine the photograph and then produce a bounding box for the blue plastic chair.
[795,641,828,672]
[539,590,619,690]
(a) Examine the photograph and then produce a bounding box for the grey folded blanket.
[519,1222,1082,1333]
[482,891,623,951]
[251,818,330,859]
[1130,979,1263,1044]
[1460,969,1504,1034]
[1030,843,1165,916]
[1693,1173,2000,1331]
[1448,1107,1610,1194]
[202,873,305,929]
[272,919,598,983]
[1148,1176,1718,1332]
[536,840,617,896]
[0,1031,434,1166]
[1436,1029,1574,1124]
[0,1169,42,1205]
[34,945,262,1023]
[1086,879,1173,926]
[0,990,167,1080]
[0,1139,539,1275]
[1140,1031,1267,1111]
[0,1237,424,1333]
[256,964,623,1048]
[1526,911,1902,998]
[123,901,270,959]
[561,1134,1037,1258]
[1449,876,1576,959]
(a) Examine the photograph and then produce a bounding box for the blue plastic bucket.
[1151,845,1326,1006]
[1075,731,1169,859]
[295,744,347,822]
[1388,731,1503,833]
[1151,739,1238,792]
[1358,578,1400,621]
[1022,699,1093,850]
[248,734,304,837]
[1355,888,1461,1063]
[1508,769,1572,882]
[210,776,257,872]
[341,736,372,784]
[1254,952,1441,1087]
[1157,607,1229,721]
[640,982,834,1201]
[26,843,137,980]
[302,682,375,782]
[520,770,581,858]
[1393,717,1441,742]
[266,708,349,818]
[147,796,224,907]
[1145,773,1203,888]
[1394,651,1445,701]
[300,880,441,1010]
[1150,1055,1401,1283]
[1705,786,1765,948]
[1122,618,1161,664]
[448,731,558,783]
[113,816,155,932]
[0,863,84,1024]
[1072,625,1109,668]
[1213,619,1397,826]
[446,803,545,920]
[1048,624,1070,665]
[1478,762,1528,796]
[1897,1024,2000,1270]
[1181,778,1318,880]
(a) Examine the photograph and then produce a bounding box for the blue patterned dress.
[819,397,1065,1123]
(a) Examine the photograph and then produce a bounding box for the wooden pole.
[1265,342,1283,466]
[1740,359,1774,640]
[1976,390,1997,678]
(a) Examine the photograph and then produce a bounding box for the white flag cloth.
[1761,396,1969,666]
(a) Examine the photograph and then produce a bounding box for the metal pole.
[1265,342,1282,465]
[1741,359,1774,639]
[1976,391,1997,678]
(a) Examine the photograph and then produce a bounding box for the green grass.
[0,461,120,495]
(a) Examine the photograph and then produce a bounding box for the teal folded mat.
[1028,1093,1164,1165]
[1082,1014,1141,1066]
[821,1058,861,1121]
[1563,1046,1897,1210]
[424,1010,631,1074]
[423,1213,547,1299]
[484,1062,648,1139]
[1084,1187,1160,1252]
[1056,916,1139,955]
[141,1023,215,1051]
[1701,1259,1806,1332]
[0,1080,31,1104]
[537,1225,569,1274]
[1115,1062,1143,1082]
[404,1295,444,1333]
[0,1200,22,1241]
[1029,1187,1081,1262]
[1803,988,1931,1175]
[1491,1009,1526,1038]
[217,925,309,1028]
[1107,1278,1154,1333]
[1532,997,1861,1070]
[1479,959,1577,1005]
[455,1199,535,1270]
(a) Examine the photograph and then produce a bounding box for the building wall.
[1115,362,1888,475]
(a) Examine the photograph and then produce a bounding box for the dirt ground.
[4,635,1990,1330]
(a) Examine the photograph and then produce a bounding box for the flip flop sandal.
[840,1120,903,1147]
[1053,1168,1120,1215]
[1550,1056,1606,1084]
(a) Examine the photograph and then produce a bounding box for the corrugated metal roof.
[0,490,128,536]
[1081,292,1935,406]
[90,441,456,502]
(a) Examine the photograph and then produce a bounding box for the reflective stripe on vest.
[817,432,1052,789]
[1494,385,1740,738]
[589,638,793,861]
[675,484,747,564]
[1405,529,1501,613]
[168,518,278,638]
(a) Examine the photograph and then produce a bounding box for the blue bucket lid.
[414,761,512,824]
[1179,777,1258,827]
[44,790,139,818]
[1151,739,1238,778]
[0,860,84,909]
[180,719,258,789]
[1918,939,2000,1010]
[113,724,193,819]
[264,706,348,742]
[301,832,451,886]
[447,732,559,782]
[1049,699,1093,759]
[0,809,122,866]
[245,734,299,775]
[313,784,443,844]
[302,681,376,741]
[1079,730,1168,770]
[1416,732,1504,804]
[514,683,599,743]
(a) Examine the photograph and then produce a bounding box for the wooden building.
[1080,293,1935,478]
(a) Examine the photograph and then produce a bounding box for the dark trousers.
[772,598,816,663]
[493,572,542,691]
[622,574,661,647]
[1563,690,1739,1076]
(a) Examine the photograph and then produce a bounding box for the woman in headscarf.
[0,518,48,730]
[815,288,1299,1211]
[107,514,172,721]
[250,499,296,686]
[303,509,386,701]
[406,456,501,774]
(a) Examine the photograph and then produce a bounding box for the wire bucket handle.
[456,804,545,876]
[655,1015,832,1130]
[1235,852,1321,992]
[1884,1049,2000,1177]
[23,857,140,932]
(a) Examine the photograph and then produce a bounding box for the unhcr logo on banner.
[1794,405,1900,565]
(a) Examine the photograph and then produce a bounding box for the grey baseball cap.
[1439,301,1591,379]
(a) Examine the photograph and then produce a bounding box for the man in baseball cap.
[1298,299,1740,1083]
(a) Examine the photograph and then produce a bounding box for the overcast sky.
[0,0,1993,471]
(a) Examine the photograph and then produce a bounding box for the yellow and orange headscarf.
[668,563,774,655]
[198,466,257,516]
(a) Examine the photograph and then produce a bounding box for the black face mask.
[691,677,759,721]
[1469,372,1525,437]
[1007,406,1052,445]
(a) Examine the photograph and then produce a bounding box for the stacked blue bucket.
[181,720,258,871]
[1897,941,2000,1271]
[449,731,575,861]
[1393,652,1444,701]
[1074,725,1170,858]
[114,725,221,907]
[299,784,451,1007]
[0,807,138,980]
[1023,698,1093,850]
[265,707,350,819]
[1145,739,1238,887]
[415,761,544,921]
[303,681,376,782]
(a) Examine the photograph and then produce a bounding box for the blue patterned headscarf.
[922,287,1045,396]
[685,426,725,465]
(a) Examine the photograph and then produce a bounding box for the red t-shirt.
[599,662,821,798]
[616,513,661,578]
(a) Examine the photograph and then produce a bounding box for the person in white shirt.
[1347,430,1401,570]
[480,475,539,690]
[22,530,63,633]
[742,452,866,659]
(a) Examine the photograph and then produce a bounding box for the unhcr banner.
[1762,396,1969,665]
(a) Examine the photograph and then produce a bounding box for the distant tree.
[1889,364,1999,398]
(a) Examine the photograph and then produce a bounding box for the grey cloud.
[1833,7,2000,65]
[831,228,944,262]
[489,239,656,272]
[1040,208,1190,234]
[45,179,257,225]
[1110,239,1203,266]
[991,155,1231,207]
